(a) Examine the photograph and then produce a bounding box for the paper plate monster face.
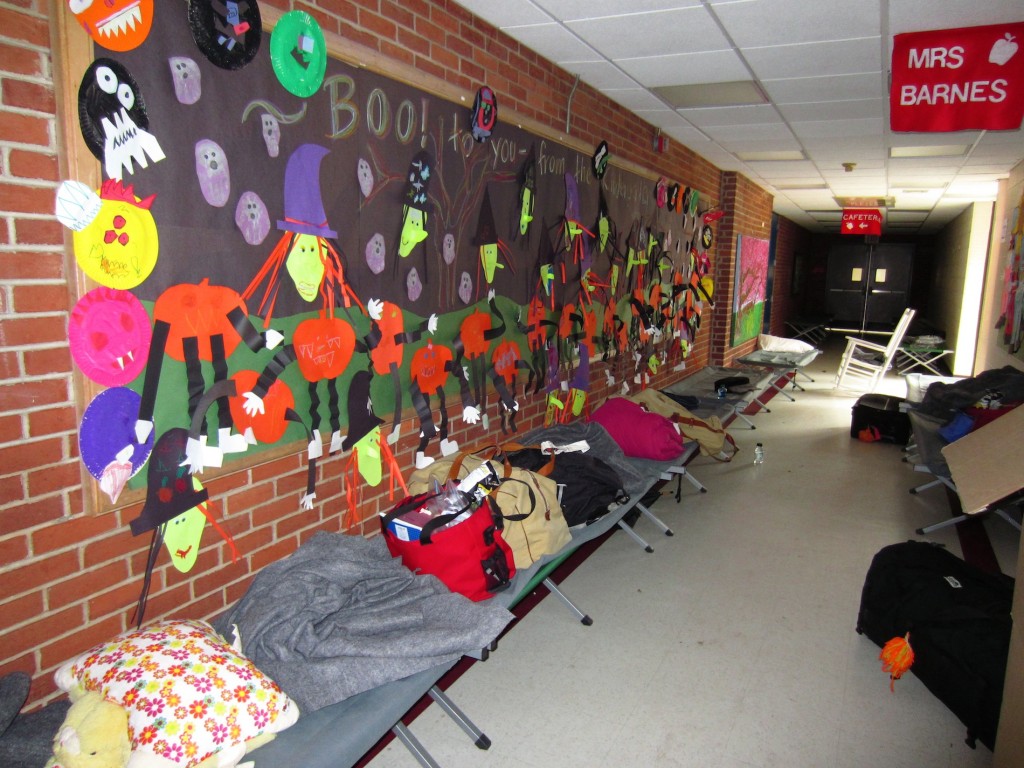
[68,286,152,386]
[79,387,154,504]
[70,181,159,290]
[69,0,154,52]
[187,0,262,70]
[270,10,326,98]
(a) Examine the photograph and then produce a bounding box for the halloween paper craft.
[365,298,437,444]
[79,387,154,505]
[78,58,165,181]
[243,144,362,324]
[68,286,151,387]
[592,140,609,179]
[68,0,154,52]
[269,10,326,98]
[489,338,527,434]
[397,150,433,259]
[408,340,476,469]
[292,311,356,452]
[128,428,238,626]
[453,290,508,430]
[56,179,158,290]
[521,294,556,395]
[136,278,284,467]
[235,190,271,245]
[227,369,294,445]
[339,369,408,529]
[558,173,595,289]
[470,85,497,142]
[513,145,536,242]
[474,187,514,294]
[187,0,262,70]
[194,138,231,207]
[168,56,202,105]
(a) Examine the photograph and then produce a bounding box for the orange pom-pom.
[880,633,915,692]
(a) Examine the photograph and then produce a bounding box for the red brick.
[12,283,70,314]
[47,560,129,611]
[31,510,115,554]
[0,108,49,145]
[225,481,275,517]
[0,494,67,532]
[4,549,78,598]
[134,582,191,623]
[1,77,55,113]
[0,251,66,280]
[0,8,51,48]
[26,405,76,438]
[0,532,29,564]
[250,537,297,571]
[1,587,43,627]
[7,148,58,181]
[86,580,139,621]
[0,474,26,506]
[22,346,72,377]
[37,612,124,671]
[0,413,23,442]
[250,453,299,482]
[0,437,63,473]
[0,313,68,346]
[12,217,63,246]
[0,378,69,412]
[0,350,19,380]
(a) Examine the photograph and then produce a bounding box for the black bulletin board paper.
[78,2,702,483]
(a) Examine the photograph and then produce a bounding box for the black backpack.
[505,448,628,527]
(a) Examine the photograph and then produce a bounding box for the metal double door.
[826,242,913,331]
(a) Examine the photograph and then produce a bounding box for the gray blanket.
[216,533,513,713]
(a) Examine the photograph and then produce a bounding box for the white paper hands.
[242,392,264,416]
[367,298,383,320]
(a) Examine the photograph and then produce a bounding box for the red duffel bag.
[380,491,516,602]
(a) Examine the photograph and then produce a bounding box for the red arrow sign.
[841,208,883,236]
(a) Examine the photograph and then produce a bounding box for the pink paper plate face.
[68,286,150,387]
[69,286,152,386]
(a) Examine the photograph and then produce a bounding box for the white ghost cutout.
[261,113,280,158]
[195,138,230,207]
[407,267,422,302]
[357,158,374,198]
[234,191,270,245]
[365,232,385,274]
[168,56,201,105]
[458,271,473,305]
[443,232,456,265]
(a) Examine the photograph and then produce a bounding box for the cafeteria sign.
[891,22,1024,132]
[841,209,882,236]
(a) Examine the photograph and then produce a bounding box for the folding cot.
[735,334,821,399]
[235,421,697,768]
[661,364,780,429]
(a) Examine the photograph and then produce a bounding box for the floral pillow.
[54,619,298,768]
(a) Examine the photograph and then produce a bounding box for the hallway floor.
[367,341,1018,768]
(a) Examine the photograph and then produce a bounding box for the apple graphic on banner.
[989,33,1018,66]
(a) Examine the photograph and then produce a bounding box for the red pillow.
[589,397,686,460]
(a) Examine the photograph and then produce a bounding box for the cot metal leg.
[392,723,441,768]
[428,686,491,750]
[729,406,757,429]
[768,377,797,401]
[635,501,674,537]
[542,577,593,625]
[994,508,1023,532]
[617,518,654,553]
[660,465,707,494]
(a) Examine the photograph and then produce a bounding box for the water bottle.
[716,385,727,399]
[753,442,765,464]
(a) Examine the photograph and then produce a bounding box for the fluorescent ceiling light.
[774,183,828,190]
[835,195,895,208]
[654,80,768,109]
[889,144,969,158]
[736,150,807,161]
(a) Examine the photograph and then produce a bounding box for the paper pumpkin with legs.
[453,290,508,429]
[243,143,362,325]
[489,338,528,434]
[55,179,158,290]
[78,58,165,182]
[408,340,477,469]
[520,294,556,395]
[339,369,408,529]
[363,299,436,445]
[137,278,284,471]
[68,0,155,51]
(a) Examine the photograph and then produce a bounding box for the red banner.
[890,22,1024,132]
[841,209,882,236]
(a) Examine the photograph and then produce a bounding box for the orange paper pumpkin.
[293,313,356,382]
[228,370,295,444]
[153,279,246,362]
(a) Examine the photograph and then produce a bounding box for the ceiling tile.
[532,0,703,19]
[714,0,881,47]
[452,0,553,28]
[888,0,1023,35]
[499,23,600,63]
[706,122,797,142]
[600,88,674,111]
[762,73,882,104]
[561,60,640,89]
[676,104,780,128]
[778,98,885,122]
[567,7,729,60]
[615,50,751,87]
[745,37,882,80]
[791,117,884,139]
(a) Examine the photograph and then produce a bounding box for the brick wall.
[0,0,782,709]
[769,216,816,337]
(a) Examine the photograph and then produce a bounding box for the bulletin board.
[58,2,718,515]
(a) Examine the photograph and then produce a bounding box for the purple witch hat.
[277,143,337,238]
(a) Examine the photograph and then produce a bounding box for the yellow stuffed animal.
[45,691,130,768]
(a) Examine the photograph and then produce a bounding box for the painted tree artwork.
[732,235,770,345]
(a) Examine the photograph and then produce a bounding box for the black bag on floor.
[506,448,628,527]
[855,540,1014,750]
